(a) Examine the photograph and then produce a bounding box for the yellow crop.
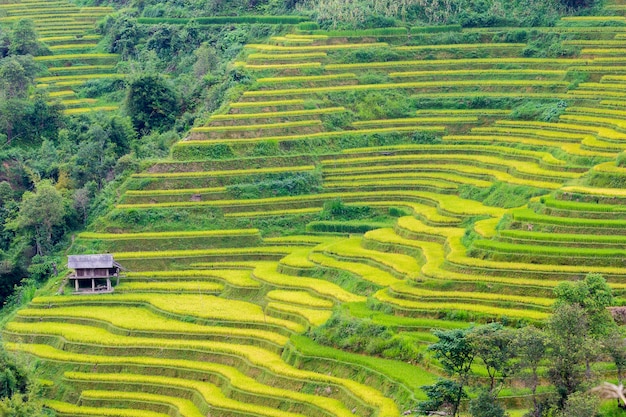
[30,294,301,331]
[266,290,334,308]
[126,269,260,287]
[18,306,287,345]
[308,252,401,286]
[6,344,365,417]
[6,325,400,416]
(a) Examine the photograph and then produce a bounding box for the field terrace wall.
[5,7,626,417]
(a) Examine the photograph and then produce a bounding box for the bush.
[125,74,180,134]
[320,199,372,221]
[227,171,322,199]
[308,311,421,362]
[508,100,567,122]
[469,390,506,417]
[459,182,546,208]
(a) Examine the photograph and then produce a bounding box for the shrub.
[320,199,372,221]
[308,311,421,362]
[468,390,506,417]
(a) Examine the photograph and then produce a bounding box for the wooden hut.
[67,254,124,294]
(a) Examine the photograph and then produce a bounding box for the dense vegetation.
[1,0,625,416]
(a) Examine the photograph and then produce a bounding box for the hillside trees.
[0,346,46,417]
[0,22,61,146]
[125,74,180,133]
[419,273,618,417]
[425,327,477,417]
[296,0,570,28]
[8,180,65,257]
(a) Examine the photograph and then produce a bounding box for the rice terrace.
[1,0,626,416]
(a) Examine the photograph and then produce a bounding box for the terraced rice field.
[0,0,122,113]
[5,3,626,417]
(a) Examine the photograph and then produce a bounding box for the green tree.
[554,273,616,377]
[0,347,46,417]
[428,327,477,417]
[547,303,592,407]
[0,58,29,99]
[0,28,9,58]
[603,330,626,384]
[417,378,465,416]
[102,14,139,59]
[9,180,66,256]
[9,19,38,56]
[469,389,507,417]
[470,323,514,392]
[0,100,26,145]
[70,125,117,190]
[513,326,547,417]
[125,74,179,133]
[556,391,599,417]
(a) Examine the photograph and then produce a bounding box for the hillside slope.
[4,3,626,417]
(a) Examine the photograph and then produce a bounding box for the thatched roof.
[67,254,123,269]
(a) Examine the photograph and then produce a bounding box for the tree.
[469,389,507,417]
[417,378,465,416]
[73,187,91,225]
[125,74,179,133]
[554,273,616,378]
[428,328,477,417]
[546,303,591,407]
[603,330,626,384]
[9,180,66,256]
[103,14,139,59]
[556,391,599,417]
[513,326,547,417]
[470,324,514,392]
[0,58,29,99]
[9,19,38,56]
[70,125,117,190]
[0,100,26,145]
[0,346,46,417]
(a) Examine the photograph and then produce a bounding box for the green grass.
[242,80,568,97]
[324,58,585,71]
[176,126,444,147]
[132,165,315,178]
[542,196,626,212]
[289,334,436,399]
[256,74,356,83]
[512,208,626,228]
[346,302,470,330]
[499,230,626,244]
[191,120,322,132]
[45,400,170,417]
[473,239,626,258]
[209,107,345,120]
[229,99,305,108]
[79,229,259,239]
[246,42,387,51]
[394,43,525,51]
[376,288,549,320]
